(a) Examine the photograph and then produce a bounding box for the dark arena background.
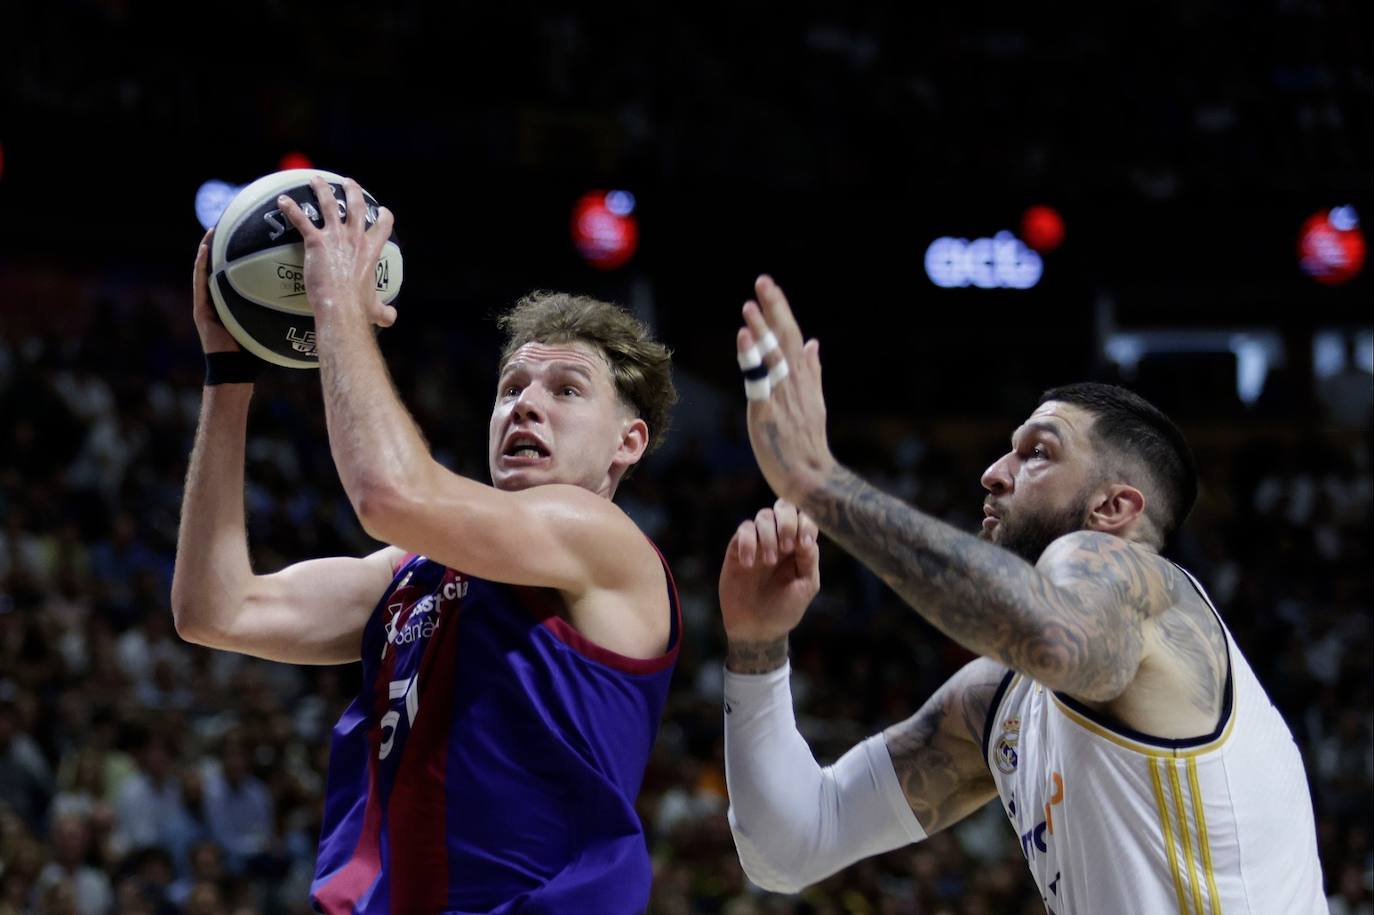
[1,4,1370,913]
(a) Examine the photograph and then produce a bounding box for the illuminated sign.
[195,179,244,230]
[571,189,639,270]
[1298,205,1365,285]
[924,231,1043,289]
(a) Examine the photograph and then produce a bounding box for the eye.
[559,385,580,397]
[1030,444,1048,459]
[500,384,521,398]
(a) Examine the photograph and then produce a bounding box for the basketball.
[208,168,404,369]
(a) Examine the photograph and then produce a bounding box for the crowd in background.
[6,3,1367,199]
[0,283,1369,914]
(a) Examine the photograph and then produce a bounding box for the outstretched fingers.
[737,325,772,404]
[738,302,790,403]
[754,275,805,359]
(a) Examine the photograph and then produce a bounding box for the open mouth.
[503,436,549,460]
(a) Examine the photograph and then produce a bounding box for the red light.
[571,190,639,270]
[279,151,314,171]
[1020,205,1065,252]
[1298,208,1365,285]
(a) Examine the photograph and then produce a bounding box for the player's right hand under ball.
[192,228,242,355]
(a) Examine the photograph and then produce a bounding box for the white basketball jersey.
[982,567,1325,914]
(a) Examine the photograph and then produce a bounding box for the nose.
[511,385,547,423]
[981,451,1014,496]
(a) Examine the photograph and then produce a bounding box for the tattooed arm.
[883,657,1006,833]
[807,466,1181,702]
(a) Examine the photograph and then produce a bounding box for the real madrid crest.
[995,717,1021,774]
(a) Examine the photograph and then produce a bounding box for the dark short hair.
[1039,383,1198,545]
[497,292,677,456]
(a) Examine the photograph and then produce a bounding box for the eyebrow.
[550,362,595,381]
[1011,420,1065,447]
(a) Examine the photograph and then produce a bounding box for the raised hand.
[736,275,836,505]
[275,175,397,328]
[719,499,821,667]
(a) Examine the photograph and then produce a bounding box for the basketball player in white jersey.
[719,276,1326,913]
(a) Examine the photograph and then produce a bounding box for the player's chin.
[492,471,534,492]
[491,463,550,492]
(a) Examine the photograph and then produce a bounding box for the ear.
[611,417,650,472]
[1086,483,1146,536]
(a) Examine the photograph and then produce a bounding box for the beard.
[980,497,1092,563]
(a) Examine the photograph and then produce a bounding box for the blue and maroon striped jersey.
[311,548,680,914]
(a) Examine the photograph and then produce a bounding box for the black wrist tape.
[204,350,266,386]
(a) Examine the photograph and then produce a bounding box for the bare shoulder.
[520,484,671,659]
[514,483,665,583]
[882,658,1007,834]
[511,483,644,539]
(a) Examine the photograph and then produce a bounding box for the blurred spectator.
[109,733,201,872]
[0,697,53,835]
[1328,861,1374,915]
[47,749,108,826]
[166,841,226,911]
[199,736,274,877]
[32,811,112,915]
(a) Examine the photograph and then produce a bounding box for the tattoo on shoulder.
[1152,576,1229,717]
[725,637,789,675]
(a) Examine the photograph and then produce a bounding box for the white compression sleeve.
[723,662,927,894]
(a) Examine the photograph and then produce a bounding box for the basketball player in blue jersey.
[718,276,1326,913]
[171,176,681,914]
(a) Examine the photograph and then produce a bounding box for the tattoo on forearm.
[725,637,789,674]
[802,464,1168,700]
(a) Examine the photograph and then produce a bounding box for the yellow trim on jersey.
[1049,692,1236,758]
[1169,760,1206,915]
[1188,758,1223,914]
[1150,758,1192,914]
